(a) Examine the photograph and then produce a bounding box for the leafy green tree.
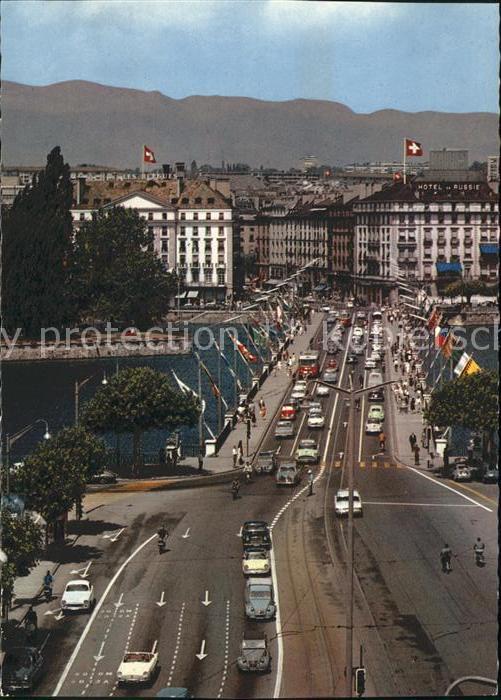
[0,511,43,613]
[424,369,498,463]
[13,427,106,543]
[81,367,200,475]
[70,207,177,328]
[2,146,75,336]
[444,279,493,305]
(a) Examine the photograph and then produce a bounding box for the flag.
[171,370,205,413]
[143,145,157,163]
[405,139,423,157]
[434,326,449,348]
[228,333,257,363]
[213,338,243,391]
[393,172,403,182]
[275,302,283,329]
[199,359,221,398]
[462,357,482,377]
[427,308,441,332]
[453,352,470,377]
[441,331,457,359]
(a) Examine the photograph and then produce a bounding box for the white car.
[291,383,307,400]
[353,327,364,338]
[364,358,376,370]
[365,420,382,435]
[370,352,381,362]
[321,305,331,312]
[335,489,363,516]
[372,343,383,352]
[242,548,271,576]
[308,409,325,428]
[117,651,159,684]
[61,580,96,614]
[316,384,330,397]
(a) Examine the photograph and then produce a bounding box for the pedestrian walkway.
[185,311,324,474]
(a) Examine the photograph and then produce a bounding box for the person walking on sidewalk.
[413,444,420,465]
[237,441,244,466]
[307,470,314,496]
[409,432,417,450]
[198,453,204,472]
[410,396,416,412]
[232,445,238,468]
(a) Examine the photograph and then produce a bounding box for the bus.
[297,351,320,379]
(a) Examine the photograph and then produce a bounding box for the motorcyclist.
[243,461,253,482]
[378,431,386,451]
[473,537,485,563]
[440,544,452,572]
[231,478,240,499]
[25,607,38,640]
[307,469,314,496]
[43,570,53,589]
[355,398,361,411]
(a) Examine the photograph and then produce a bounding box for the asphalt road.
[35,311,497,699]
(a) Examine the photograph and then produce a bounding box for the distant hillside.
[2,80,498,168]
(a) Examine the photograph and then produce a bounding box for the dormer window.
[181,197,189,204]
[208,197,215,204]
[195,197,202,204]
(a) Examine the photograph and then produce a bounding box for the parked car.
[87,469,118,484]
[244,578,276,620]
[255,450,277,475]
[368,390,384,402]
[482,466,499,483]
[1,647,43,694]
[275,420,295,439]
[242,547,271,576]
[368,405,385,422]
[276,462,302,486]
[237,635,271,673]
[242,521,271,549]
[117,651,159,685]
[61,580,96,614]
[370,351,381,362]
[365,420,382,435]
[353,327,364,338]
[452,465,472,482]
[295,439,320,464]
[280,404,296,421]
[307,409,325,429]
[334,489,363,517]
[356,311,366,319]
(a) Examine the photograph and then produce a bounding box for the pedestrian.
[409,432,417,450]
[415,395,422,413]
[394,359,399,372]
[237,441,244,466]
[359,375,363,388]
[410,396,416,412]
[414,444,420,465]
[198,453,204,472]
[307,470,314,496]
[232,445,238,468]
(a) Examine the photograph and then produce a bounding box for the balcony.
[397,240,417,248]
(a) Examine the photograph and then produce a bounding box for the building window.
[217,270,225,285]
[162,227,168,235]
[218,226,224,235]
[193,226,198,236]
[162,212,168,220]
[79,213,85,221]
[179,241,186,253]
[193,212,199,220]
[180,226,186,236]
[180,212,186,220]
[161,240,168,252]
[218,212,224,220]
[206,212,211,220]
[191,269,199,283]
[148,212,153,221]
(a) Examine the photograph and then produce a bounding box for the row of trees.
[443,279,496,305]
[2,147,178,336]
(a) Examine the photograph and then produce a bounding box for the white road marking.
[102,527,125,541]
[93,642,106,663]
[44,607,62,617]
[363,501,481,508]
[236,526,243,537]
[288,413,307,455]
[113,593,124,609]
[196,639,208,660]
[217,600,231,699]
[70,561,92,578]
[151,639,158,654]
[201,590,212,607]
[53,533,156,696]
[156,591,166,607]
[404,465,493,513]
[167,602,185,687]
[181,527,191,539]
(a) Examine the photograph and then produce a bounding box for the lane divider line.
[167,602,185,687]
[404,464,493,513]
[217,600,231,699]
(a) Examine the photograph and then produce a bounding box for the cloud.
[260,0,400,31]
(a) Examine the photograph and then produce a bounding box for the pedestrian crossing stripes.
[332,460,398,470]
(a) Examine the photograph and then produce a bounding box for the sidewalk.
[185,311,324,473]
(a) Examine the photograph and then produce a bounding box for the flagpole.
[141,144,144,179]
[197,354,204,454]
[403,138,407,185]
[217,341,223,434]
[231,331,238,406]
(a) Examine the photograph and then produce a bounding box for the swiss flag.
[393,172,403,182]
[143,145,157,163]
[405,139,423,157]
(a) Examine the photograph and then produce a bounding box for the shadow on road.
[67,518,125,537]
[44,542,103,565]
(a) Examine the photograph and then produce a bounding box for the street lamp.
[74,372,108,425]
[311,376,396,697]
[3,418,51,495]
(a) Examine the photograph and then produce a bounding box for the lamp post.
[74,372,108,425]
[312,376,396,697]
[3,419,51,495]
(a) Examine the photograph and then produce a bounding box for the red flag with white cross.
[143,145,157,163]
[405,139,423,157]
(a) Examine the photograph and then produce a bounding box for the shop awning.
[436,262,462,274]
[175,292,187,299]
[480,244,499,255]
[187,291,199,299]
[263,278,282,286]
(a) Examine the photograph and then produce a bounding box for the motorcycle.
[244,471,252,484]
[474,549,485,566]
[42,584,52,602]
[232,484,240,500]
[157,537,166,553]
[24,618,37,644]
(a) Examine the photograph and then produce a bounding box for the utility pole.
[346,372,355,697]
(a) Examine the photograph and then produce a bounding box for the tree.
[444,278,493,305]
[424,369,498,463]
[69,207,177,328]
[0,511,43,612]
[2,146,75,336]
[81,367,200,475]
[13,427,106,543]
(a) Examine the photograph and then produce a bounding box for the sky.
[2,1,498,113]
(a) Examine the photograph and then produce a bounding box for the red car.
[327,359,337,369]
[280,404,296,421]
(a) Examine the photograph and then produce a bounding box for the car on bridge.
[295,439,320,464]
[353,327,364,338]
[322,369,338,383]
[368,405,385,422]
[364,358,376,370]
[255,450,278,474]
[242,547,271,576]
[275,420,295,439]
[368,371,383,387]
[307,408,325,429]
[280,404,297,421]
[452,465,472,482]
[290,382,308,400]
[117,650,159,685]
[316,383,330,396]
[335,489,363,517]
[237,635,271,673]
[365,420,383,435]
[276,461,302,486]
[368,389,385,402]
[242,521,271,549]
[346,353,358,364]
[245,577,276,620]
[61,580,96,614]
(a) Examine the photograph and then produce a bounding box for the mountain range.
[2,80,498,169]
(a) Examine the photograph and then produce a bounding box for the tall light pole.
[312,376,396,696]
[74,372,108,425]
[3,419,51,495]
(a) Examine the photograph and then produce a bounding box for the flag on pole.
[199,359,221,399]
[227,333,257,363]
[405,139,423,157]
[171,370,205,413]
[441,330,458,360]
[143,145,157,163]
[461,357,482,377]
[434,326,449,348]
[427,308,442,332]
[453,352,470,377]
[213,338,243,390]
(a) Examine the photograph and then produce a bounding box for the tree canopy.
[0,511,43,607]
[70,207,177,328]
[444,279,494,305]
[2,146,74,335]
[81,367,200,473]
[423,369,498,434]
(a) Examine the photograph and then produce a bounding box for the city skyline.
[2,1,499,114]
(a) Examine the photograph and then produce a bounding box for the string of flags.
[424,306,483,380]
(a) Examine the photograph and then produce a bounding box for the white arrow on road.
[93,642,105,662]
[113,593,124,609]
[236,526,242,538]
[103,527,125,541]
[181,527,191,539]
[156,591,166,607]
[201,590,212,607]
[196,639,208,660]
[55,610,65,621]
[70,561,92,578]
[44,608,61,617]
[111,527,125,542]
